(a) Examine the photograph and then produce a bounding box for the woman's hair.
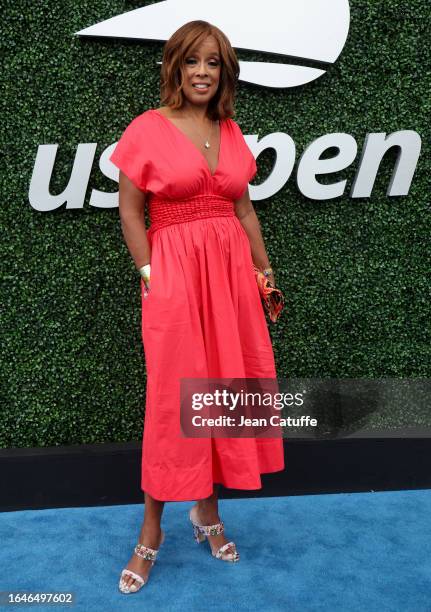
[160,20,240,121]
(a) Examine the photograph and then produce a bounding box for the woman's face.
[181,35,221,108]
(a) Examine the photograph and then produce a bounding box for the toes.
[224,543,239,560]
[122,576,130,588]
[230,547,239,560]
[122,574,134,588]
[123,574,131,586]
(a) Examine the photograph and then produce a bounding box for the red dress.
[109,109,285,501]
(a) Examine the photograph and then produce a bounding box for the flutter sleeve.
[230,118,258,183]
[109,115,149,192]
[247,149,257,182]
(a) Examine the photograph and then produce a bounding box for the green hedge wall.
[1,0,430,447]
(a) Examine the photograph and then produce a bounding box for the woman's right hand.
[140,258,151,296]
[143,277,151,297]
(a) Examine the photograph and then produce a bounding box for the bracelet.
[138,263,151,281]
[262,267,273,277]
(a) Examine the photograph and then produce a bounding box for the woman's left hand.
[266,272,276,288]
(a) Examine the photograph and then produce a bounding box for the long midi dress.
[109,108,285,501]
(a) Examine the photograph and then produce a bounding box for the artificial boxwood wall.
[1,0,430,447]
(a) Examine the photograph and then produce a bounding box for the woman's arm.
[234,187,276,287]
[118,171,151,270]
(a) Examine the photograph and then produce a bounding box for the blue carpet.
[1,490,430,611]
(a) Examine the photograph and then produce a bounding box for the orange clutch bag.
[253,265,285,323]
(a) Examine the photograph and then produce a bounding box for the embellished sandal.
[118,530,165,593]
[189,507,239,562]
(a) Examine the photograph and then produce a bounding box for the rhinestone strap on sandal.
[189,508,239,563]
[118,530,165,594]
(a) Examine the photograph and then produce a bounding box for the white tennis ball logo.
[76,0,350,89]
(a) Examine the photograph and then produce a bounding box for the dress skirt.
[140,195,285,501]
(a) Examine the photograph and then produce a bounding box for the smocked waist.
[148,194,235,233]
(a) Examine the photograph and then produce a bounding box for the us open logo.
[28,1,421,210]
[75,0,351,89]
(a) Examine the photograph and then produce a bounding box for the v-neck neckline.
[151,109,223,178]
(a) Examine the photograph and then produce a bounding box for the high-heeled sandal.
[118,530,165,593]
[189,507,239,562]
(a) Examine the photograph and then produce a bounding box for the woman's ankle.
[139,522,162,545]
[194,502,220,524]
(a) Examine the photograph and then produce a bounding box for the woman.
[110,20,285,594]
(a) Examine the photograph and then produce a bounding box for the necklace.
[187,116,215,149]
[163,109,216,149]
